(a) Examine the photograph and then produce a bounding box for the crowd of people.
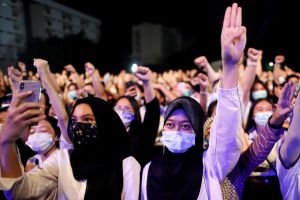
[0,3,299,200]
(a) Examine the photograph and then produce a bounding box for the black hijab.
[147,96,204,200]
[68,97,130,200]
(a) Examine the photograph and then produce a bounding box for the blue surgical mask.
[161,131,196,153]
[115,109,135,128]
[181,89,192,97]
[254,112,273,126]
[68,90,77,100]
[252,90,267,100]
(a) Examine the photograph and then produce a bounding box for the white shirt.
[141,84,243,200]
[0,149,141,200]
[276,140,300,200]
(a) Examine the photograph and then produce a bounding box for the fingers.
[194,56,207,67]
[232,26,246,39]
[222,7,231,29]
[136,66,149,75]
[23,115,46,127]
[10,103,42,119]
[280,82,291,101]
[289,84,296,103]
[14,109,44,123]
[230,3,238,28]
[8,66,22,77]
[10,91,32,107]
[236,7,242,27]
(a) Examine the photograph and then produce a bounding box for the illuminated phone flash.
[131,64,138,73]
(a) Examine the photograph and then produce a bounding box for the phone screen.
[19,81,41,103]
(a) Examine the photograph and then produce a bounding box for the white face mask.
[115,110,135,128]
[161,131,196,153]
[278,76,286,84]
[25,132,55,154]
[254,112,273,126]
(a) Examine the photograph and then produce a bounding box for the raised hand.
[221,3,246,66]
[18,61,26,73]
[8,66,22,84]
[8,66,22,93]
[194,56,209,68]
[1,91,45,143]
[247,48,259,67]
[275,55,285,64]
[134,66,151,83]
[270,82,295,126]
[33,58,50,78]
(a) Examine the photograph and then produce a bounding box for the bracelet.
[200,91,207,95]
[267,115,283,129]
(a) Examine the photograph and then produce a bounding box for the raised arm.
[194,56,220,83]
[7,66,22,95]
[0,91,45,178]
[241,48,259,105]
[198,73,208,115]
[134,66,155,103]
[206,3,246,181]
[256,50,263,77]
[33,59,71,145]
[152,83,177,102]
[85,62,107,100]
[273,55,285,85]
[221,3,246,88]
[280,84,300,167]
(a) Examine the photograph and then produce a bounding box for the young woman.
[24,117,60,172]
[141,4,246,199]
[114,66,160,166]
[0,95,140,200]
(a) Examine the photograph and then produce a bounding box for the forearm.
[91,73,107,100]
[158,85,176,102]
[49,73,61,93]
[273,64,283,84]
[256,60,263,77]
[241,65,256,104]
[41,73,70,143]
[222,62,239,89]
[143,81,155,103]
[240,124,283,177]
[205,64,220,83]
[199,90,207,115]
[0,140,22,178]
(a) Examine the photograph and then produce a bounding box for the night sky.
[53,0,300,72]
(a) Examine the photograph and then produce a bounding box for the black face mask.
[68,121,98,149]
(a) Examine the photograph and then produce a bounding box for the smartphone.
[19,80,41,103]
